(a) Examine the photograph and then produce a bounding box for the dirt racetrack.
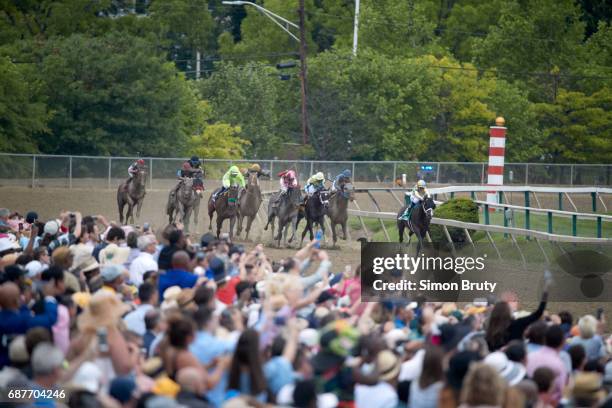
[0,186,609,320]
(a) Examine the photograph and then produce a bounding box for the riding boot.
[398,203,414,220]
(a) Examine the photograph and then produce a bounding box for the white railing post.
[108,157,112,189]
[570,164,574,186]
[31,155,36,188]
[393,162,397,183]
[436,163,440,184]
[525,164,529,184]
[352,162,355,181]
[69,156,73,189]
[149,158,153,189]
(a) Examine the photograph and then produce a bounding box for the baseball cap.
[43,220,60,236]
[101,264,124,283]
[25,212,38,224]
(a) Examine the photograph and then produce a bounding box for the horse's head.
[247,171,259,187]
[341,182,355,201]
[318,190,331,209]
[180,177,194,197]
[227,185,240,207]
[423,196,436,219]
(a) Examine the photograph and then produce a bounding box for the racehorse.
[265,187,302,247]
[208,185,240,239]
[397,195,436,255]
[117,166,146,225]
[327,181,355,246]
[166,177,201,233]
[299,190,330,246]
[237,171,262,240]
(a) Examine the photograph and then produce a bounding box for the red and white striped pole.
[486,117,507,204]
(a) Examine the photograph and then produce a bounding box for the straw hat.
[77,290,130,331]
[70,244,99,274]
[99,243,130,266]
[161,286,181,311]
[377,350,401,382]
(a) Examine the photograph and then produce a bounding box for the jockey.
[213,165,245,201]
[171,156,204,198]
[331,169,352,192]
[398,180,429,220]
[304,172,325,197]
[178,156,203,179]
[278,169,298,195]
[128,159,145,179]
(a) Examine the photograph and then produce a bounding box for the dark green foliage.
[429,198,479,246]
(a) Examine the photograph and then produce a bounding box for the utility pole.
[352,0,360,56]
[298,0,309,145]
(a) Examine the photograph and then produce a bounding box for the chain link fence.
[0,153,609,190]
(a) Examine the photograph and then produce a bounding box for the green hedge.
[429,198,479,247]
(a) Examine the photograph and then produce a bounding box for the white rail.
[348,209,612,244]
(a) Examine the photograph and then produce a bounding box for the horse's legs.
[184,206,193,233]
[330,222,337,246]
[216,216,223,239]
[288,215,298,244]
[118,199,125,225]
[229,216,236,240]
[208,206,214,231]
[398,222,405,243]
[300,219,310,247]
[136,199,143,219]
[193,201,200,233]
[341,221,348,240]
[245,216,254,241]
[237,215,243,237]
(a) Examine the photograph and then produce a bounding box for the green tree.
[0,57,49,152]
[198,62,288,158]
[188,101,249,158]
[149,0,217,77]
[358,0,442,57]
[533,88,611,163]
[36,32,199,156]
[473,0,585,102]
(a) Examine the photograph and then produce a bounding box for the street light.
[223,0,310,146]
[222,1,299,42]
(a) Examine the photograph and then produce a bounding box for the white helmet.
[417,180,426,188]
[313,172,325,181]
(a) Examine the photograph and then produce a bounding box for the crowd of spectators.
[1,207,612,407]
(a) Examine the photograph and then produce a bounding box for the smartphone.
[473,298,488,307]
[143,222,150,232]
[18,223,23,231]
[597,307,604,320]
[97,328,109,353]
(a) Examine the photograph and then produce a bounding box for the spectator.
[158,251,198,298]
[0,281,58,367]
[570,372,607,407]
[40,267,70,354]
[129,235,158,287]
[92,226,125,262]
[526,325,568,405]
[31,343,65,403]
[264,320,300,398]
[532,367,556,408]
[486,283,548,352]
[159,314,207,387]
[568,344,587,372]
[101,264,126,295]
[190,306,235,407]
[124,282,158,336]
[460,363,505,408]
[143,310,162,356]
[409,346,445,408]
[176,367,212,408]
[158,229,191,271]
[570,315,607,361]
[227,329,267,402]
[355,349,400,408]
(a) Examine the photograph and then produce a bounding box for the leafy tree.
[198,62,288,158]
[149,0,217,77]
[472,0,585,102]
[36,32,199,156]
[533,88,611,163]
[0,57,49,152]
[218,0,316,61]
[187,101,249,159]
[358,0,442,57]
[439,0,504,62]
